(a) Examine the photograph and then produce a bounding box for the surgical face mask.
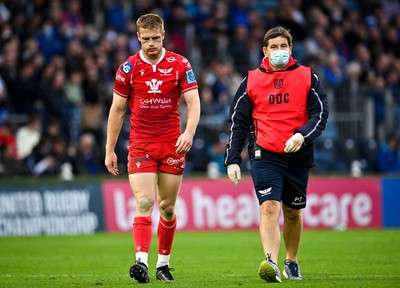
[269,50,290,66]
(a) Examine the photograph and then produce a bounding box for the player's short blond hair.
[136,13,164,32]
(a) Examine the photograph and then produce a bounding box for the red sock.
[132,216,152,254]
[157,215,177,255]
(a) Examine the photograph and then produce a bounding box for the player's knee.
[158,200,175,219]
[260,200,281,217]
[137,197,154,213]
[283,206,302,222]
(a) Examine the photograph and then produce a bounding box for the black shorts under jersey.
[250,151,310,209]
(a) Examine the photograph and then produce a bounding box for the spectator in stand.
[0,120,21,175]
[42,69,70,141]
[382,0,400,21]
[303,25,326,59]
[386,70,400,129]
[12,62,40,115]
[384,26,400,58]
[0,75,7,122]
[61,0,84,28]
[73,132,105,175]
[321,52,345,93]
[15,112,42,160]
[64,40,85,74]
[81,62,106,143]
[0,38,19,112]
[105,0,126,33]
[353,43,373,86]
[64,70,84,145]
[369,75,388,142]
[213,59,244,101]
[276,0,307,61]
[0,123,15,155]
[247,9,266,69]
[206,131,229,178]
[195,16,220,67]
[229,0,250,30]
[25,117,71,177]
[331,25,351,62]
[164,1,191,56]
[186,0,213,36]
[377,133,400,173]
[35,19,66,64]
[228,24,251,77]
[335,61,364,114]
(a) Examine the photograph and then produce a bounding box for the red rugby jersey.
[113,48,198,142]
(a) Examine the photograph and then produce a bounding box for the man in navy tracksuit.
[224,26,329,283]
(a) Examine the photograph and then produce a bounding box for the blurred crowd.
[0,0,400,179]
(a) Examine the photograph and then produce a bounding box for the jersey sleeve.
[224,77,253,166]
[113,59,134,98]
[179,57,198,93]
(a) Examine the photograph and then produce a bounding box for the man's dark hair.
[263,26,293,47]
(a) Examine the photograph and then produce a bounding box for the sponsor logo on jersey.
[132,157,150,169]
[258,187,272,196]
[186,69,196,84]
[139,97,172,109]
[115,73,125,82]
[145,79,163,93]
[120,61,132,74]
[274,79,284,89]
[167,157,184,166]
[158,68,173,76]
[140,98,172,105]
[166,56,177,63]
[291,196,306,206]
[182,58,192,68]
[140,69,145,75]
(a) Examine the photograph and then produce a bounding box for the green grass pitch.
[0,229,399,287]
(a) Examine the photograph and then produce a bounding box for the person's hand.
[105,152,119,176]
[227,164,241,186]
[284,133,304,153]
[175,131,194,154]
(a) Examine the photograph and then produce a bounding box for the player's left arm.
[297,70,329,145]
[176,88,201,154]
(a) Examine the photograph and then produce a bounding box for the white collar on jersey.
[139,48,166,66]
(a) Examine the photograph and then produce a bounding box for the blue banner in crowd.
[381,178,400,228]
[0,183,104,236]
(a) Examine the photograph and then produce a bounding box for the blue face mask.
[269,50,290,66]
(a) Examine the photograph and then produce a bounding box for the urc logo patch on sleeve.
[120,61,132,74]
[186,69,196,84]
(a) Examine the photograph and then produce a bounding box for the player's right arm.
[105,92,128,176]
